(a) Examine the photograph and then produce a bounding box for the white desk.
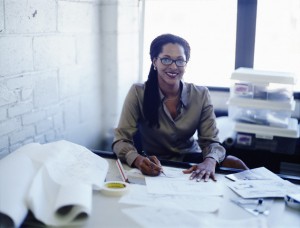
[84,158,300,228]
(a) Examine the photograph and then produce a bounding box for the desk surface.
[83,158,300,228]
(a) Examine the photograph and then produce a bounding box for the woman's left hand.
[183,157,217,182]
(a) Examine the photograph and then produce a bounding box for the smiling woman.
[112,33,248,183]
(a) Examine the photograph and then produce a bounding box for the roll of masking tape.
[100,181,129,196]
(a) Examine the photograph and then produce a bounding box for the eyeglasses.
[157,57,187,67]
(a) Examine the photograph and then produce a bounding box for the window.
[142,0,237,88]
[142,0,300,92]
[254,0,300,91]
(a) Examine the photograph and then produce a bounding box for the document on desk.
[225,167,282,181]
[226,167,300,198]
[122,206,268,228]
[119,184,222,212]
[227,179,300,198]
[145,166,223,196]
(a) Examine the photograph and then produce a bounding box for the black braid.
[143,34,191,128]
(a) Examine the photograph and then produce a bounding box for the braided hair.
[143,34,191,128]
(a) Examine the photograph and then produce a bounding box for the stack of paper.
[225,167,300,198]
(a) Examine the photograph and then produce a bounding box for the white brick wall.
[0,37,34,75]
[0,0,4,32]
[33,36,76,70]
[58,1,101,33]
[5,0,56,33]
[0,0,140,157]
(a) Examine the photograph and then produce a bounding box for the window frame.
[207,0,300,98]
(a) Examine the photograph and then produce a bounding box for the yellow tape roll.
[100,181,129,196]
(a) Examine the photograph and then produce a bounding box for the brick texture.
[0,0,140,156]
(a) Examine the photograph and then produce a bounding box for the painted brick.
[76,35,102,66]
[36,118,53,134]
[34,134,46,144]
[0,106,7,121]
[0,83,18,106]
[6,74,35,90]
[78,66,102,92]
[0,148,9,159]
[9,142,23,153]
[64,99,81,130]
[5,0,56,33]
[53,112,64,132]
[33,71,59,108]
[0,0,4,33]
[58,1,101,33]
[10,125,35,144]
[21,88,34,101]
[8,102,34,117]
[6,73,35,102]
[23,138,34,145]
[80,92,102,121]
[0,135,8,150]
[59,66,82,98]
[22,110,46,125]
[0,78,22,106]
[45,130,56,142]
[45,104,63,117]
[33,36,76,70]
[0,118,21,136]
[0,37,33,76]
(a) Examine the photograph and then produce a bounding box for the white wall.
[0,0,140,158]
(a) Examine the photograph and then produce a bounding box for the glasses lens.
[176,60,186,67]
[161,58,172,65]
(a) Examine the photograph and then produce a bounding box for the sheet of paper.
[225,167,282,181]
[145,166,223,196]
[122,206,268,228]
[227,179,300,198]
[122,206,201,228]
[126,166,186,184]
[119,184,221,212]
[40,140,108,190]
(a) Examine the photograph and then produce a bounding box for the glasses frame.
[157,57,187,67]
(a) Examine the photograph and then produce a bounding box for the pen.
[141,151,166,176]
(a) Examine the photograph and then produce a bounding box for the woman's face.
[153,43,187,88]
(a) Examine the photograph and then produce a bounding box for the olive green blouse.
[112,81,226,167]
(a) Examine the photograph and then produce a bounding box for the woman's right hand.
[133,155,162,176]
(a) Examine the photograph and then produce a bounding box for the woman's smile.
[165,71,179,78]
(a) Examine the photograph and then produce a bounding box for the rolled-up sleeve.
[112,140,139,166]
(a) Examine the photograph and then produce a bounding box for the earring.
[154,66,156,70]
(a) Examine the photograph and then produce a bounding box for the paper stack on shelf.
[227,67,299,154]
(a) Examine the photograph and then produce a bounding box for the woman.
[112,34,248,181]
